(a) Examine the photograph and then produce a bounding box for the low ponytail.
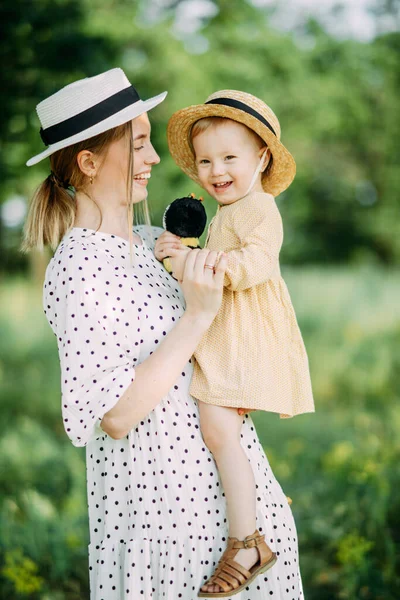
[22,175,76,252]
[22,120,147,253]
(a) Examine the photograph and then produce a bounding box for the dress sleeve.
[135,225,164,251]
[223,194,283,291]
[44,242,139,447]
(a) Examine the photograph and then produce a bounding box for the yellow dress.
[190,191,315,418]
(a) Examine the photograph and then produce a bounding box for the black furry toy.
[162,193,207,274]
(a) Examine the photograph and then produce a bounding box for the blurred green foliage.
[0,0,399,272]
[1,1,399,598]
[1,268,399,599]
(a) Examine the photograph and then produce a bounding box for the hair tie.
[49,170,70,189]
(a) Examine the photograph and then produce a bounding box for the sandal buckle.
[242,537,256,549]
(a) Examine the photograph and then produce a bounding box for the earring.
[90,175,94,185]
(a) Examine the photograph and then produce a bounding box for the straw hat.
[26,68,167,166]
[167,90,296,197]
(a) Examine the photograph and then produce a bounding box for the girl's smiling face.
[192,119,268,205]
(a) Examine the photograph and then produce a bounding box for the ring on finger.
[204,264,215,270]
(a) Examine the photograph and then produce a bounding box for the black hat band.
[40,85,141,146]
[205,97,277,137]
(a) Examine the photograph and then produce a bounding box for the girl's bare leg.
[198,402,259,594]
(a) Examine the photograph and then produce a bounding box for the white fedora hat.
[26,68,167,167]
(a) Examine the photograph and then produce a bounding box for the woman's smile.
[134,170,151,186]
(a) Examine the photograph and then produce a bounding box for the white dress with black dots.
[43,225,304,600]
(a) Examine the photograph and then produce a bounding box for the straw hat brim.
[26,91,167,167]
[167,103,296,197]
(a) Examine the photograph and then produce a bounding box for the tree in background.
[1,0,399,273]
[1,2,400,599]
[0,0,118,273]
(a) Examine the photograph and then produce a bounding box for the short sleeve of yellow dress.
[190,190,315,418]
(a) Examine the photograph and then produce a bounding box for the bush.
[1,267,399,599]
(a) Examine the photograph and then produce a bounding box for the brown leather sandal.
[198,529,277,598]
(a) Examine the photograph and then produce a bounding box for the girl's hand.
[169,246,191,281]
[238,408,257,416]
[181,248,227,325]
[154,230,185,262]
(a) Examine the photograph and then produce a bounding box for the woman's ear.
[259,147,271,172]
[77,149,97,178]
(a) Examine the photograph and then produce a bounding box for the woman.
[23,68,304,599]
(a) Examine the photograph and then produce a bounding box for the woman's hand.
[181,248,227,325]
[238,408,257,416]
[154,230,185,262]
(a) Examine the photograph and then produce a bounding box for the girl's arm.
[223,194,283,291]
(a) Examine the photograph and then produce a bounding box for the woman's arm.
[101,248,226,439]
[101,311,211,439]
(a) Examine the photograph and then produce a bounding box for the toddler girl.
[155,90,314,597]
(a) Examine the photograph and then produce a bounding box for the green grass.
[0,266,399,599]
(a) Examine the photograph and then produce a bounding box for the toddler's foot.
[200,546,259,594]
[198,530,277,597]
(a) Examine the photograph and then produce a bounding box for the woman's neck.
[74,191,135,242]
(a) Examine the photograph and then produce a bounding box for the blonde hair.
[22,122,151,252]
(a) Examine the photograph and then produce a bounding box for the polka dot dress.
[43,225,304,600]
